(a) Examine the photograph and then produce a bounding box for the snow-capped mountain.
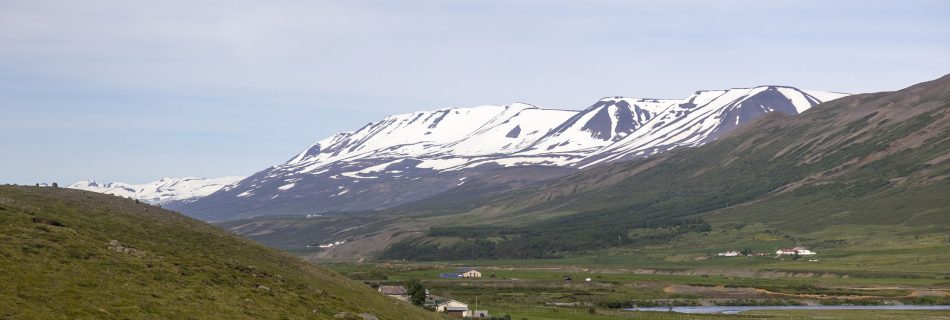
[69,176,244,205]
[176,86,848,220]
[520,98,676,156]
[582,86,847,166]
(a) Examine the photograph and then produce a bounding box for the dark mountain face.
[613,100,657,137]
[576,99,657,141]
[578,101,619,140]
[708,86,816,139]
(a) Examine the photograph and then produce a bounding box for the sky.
[1,0,948,185]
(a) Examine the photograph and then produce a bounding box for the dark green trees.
[405,279,426,306]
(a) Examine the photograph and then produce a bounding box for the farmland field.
[325,232,950,319]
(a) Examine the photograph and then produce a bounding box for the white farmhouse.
[776,246,816,255]
[435,300,469,317]
[457,268,482,278]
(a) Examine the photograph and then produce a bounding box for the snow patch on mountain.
[177,85,849,219]
[69,176,244,204]
[583,86,849,166]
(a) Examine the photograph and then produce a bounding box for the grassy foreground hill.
[0,186,440,319]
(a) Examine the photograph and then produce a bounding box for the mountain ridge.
[375,73,950,260]
[176,85,848,221]
[69,176,244,205]
[217,74,948,262]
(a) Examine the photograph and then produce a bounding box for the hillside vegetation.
[378,74,950,260]
[219,75,949,266]
[0,186,439,319]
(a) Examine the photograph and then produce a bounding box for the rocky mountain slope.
[0,185,439,319]
[179,86,846,221]
[69,176,243,205]
[222,74,948,261]
[378,74,950,260]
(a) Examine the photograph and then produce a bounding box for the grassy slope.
[375,74,950,261]
[211,76,950,320]
[221,75,948,276]
[0,186,440,320]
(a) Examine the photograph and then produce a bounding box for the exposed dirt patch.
[664,284,775,300]
[306,221,428,262]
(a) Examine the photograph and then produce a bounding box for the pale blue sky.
[2,0,948,184]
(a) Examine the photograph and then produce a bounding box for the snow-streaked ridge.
[178,85,848,218]
[280,86,846,174]
[583,86,849,166]
[69,176,245,204]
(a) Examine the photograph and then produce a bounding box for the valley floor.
[324,238,950,320]
[332,262,950,319]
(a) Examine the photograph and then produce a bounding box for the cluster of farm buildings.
[376,268,492,318]
[372,247,824,317]
[717,246,817,257]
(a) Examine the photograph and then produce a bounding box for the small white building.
[436,300,469,318]
[776,247,816,255]
[718,251,741,257]
[457,268,482,278]
[435,300,469,311]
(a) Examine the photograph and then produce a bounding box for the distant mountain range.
[223,74,950,261]
[173,86,846,220]
[68,176,243,205]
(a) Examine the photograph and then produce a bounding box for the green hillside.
[378,74,950,260]
[0,186,440,319]
[218,75,949,267]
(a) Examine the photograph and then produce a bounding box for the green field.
[502,309,950,320]
[328,228,949,319]
[330,259,949,319]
